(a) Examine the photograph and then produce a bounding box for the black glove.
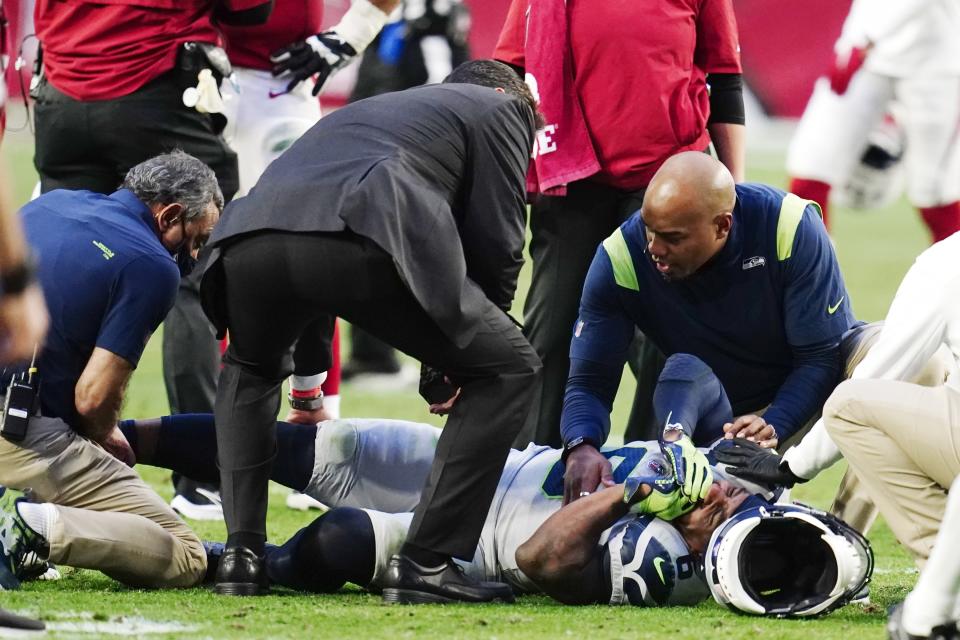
[419,363,457,405]
[271,32,358,96]
[713,438,805,489]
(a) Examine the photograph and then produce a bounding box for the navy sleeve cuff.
[560,389,610,448]
[764,342,841,439]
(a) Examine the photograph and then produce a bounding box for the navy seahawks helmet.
[704,503,873,617]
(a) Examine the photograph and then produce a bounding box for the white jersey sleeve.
[604,515,710,607]
[783,233,960,479]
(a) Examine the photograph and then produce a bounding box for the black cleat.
[381,554,515,604]
[888,603,960,640]
[213,546,269,596]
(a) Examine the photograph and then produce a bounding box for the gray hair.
[122,150,224,221]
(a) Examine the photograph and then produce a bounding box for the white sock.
[16,502,57,540]
[903,476,960,634]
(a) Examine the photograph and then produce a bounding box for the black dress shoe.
[381,554,515,604]
[214,546,269,596]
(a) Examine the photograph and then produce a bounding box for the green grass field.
[0,128,932,638]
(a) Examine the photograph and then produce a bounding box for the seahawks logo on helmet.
[615,517,708,607]
[621,524,675,606]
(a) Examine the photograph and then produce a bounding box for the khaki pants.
[825,379,960,565]
[0,417,206,588]
[827,324,951,533]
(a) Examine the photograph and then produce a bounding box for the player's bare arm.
[517,484,633,605]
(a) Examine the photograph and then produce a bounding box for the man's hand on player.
[662,435,713,501]
[99,425,136,467]
[829,43,869,95]
[722,414,778,448]
[428,387,461,415]
[714,438,805,489]
[271,32,358,97]
[563,444,614,505]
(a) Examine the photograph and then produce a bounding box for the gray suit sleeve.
[458,98,533,312]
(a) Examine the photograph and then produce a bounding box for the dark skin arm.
[515,484,650,605]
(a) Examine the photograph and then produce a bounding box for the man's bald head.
[641,153,736,280]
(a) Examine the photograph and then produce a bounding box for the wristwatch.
[0,257,37,296]
[288,389,324,411]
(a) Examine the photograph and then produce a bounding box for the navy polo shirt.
[16,189,179,424]
[562,183,856,446]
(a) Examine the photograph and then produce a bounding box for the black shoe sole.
[382,588,456,604]
[381,588,512,605]
[214,582,268,596]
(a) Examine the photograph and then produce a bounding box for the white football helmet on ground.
[705,502,873,617]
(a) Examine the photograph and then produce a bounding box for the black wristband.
[561,435,597,462]
[0,257,36,296]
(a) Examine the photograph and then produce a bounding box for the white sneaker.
[171,487,224,521]
[285,491,326,511]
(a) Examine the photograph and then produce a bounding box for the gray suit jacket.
[203,83,534,347]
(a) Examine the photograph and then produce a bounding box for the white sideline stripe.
[873,567,919,575]
[40,614,198,636]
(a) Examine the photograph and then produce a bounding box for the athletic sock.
[919,202,960,243]
[789,178,831,228]
[267,508,374,591]
[155,414,221,484]
[653,354,733,445]
[273,421,319,492]
[16,502,57,540]
[902,475,960,634]
[125,414,318,493]
[118,419,138,456]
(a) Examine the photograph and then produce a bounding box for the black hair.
[444,59,545,129]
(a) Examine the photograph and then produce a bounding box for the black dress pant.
[519,180,663,448]
[211,231,541,558]
[33,72,239,420]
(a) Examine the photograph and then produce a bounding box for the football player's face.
[673,480,748,555]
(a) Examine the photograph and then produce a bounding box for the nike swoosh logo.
[653,557,667,585]
[828,296,844,315]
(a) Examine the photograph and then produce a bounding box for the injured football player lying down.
[120,354,872,613]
